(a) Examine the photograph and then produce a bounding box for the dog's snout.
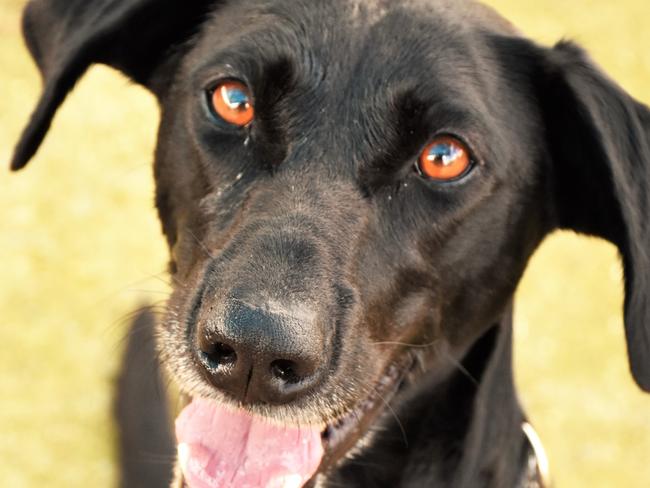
[195,300,325,405]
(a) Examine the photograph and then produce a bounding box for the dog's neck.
[323,310,535,488]
[449,315,531,488]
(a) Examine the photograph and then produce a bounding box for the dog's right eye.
[207,80,254,128]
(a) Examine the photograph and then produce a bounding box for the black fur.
[12,0,650,487]
[114,309,175,487]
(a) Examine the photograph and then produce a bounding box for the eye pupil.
[222,86,250,111]
[425,143,462,166]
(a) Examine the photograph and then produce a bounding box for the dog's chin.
[174,359,411,488]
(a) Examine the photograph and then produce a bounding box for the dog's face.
[158,0,542,416]
[155,0,550,474]
[12,0,650,486]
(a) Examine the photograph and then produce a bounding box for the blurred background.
[1,0,649,486]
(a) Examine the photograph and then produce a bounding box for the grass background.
[1,0,649,486]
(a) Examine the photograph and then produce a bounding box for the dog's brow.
[357,95,486,189]
[189,56,251,90]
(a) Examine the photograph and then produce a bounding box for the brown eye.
[416,136,472,181]
[210,80,254,127]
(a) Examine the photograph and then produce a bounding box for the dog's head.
[12,0,650,486]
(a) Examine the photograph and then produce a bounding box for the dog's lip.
[176,356,413,487]
[316,360,409,474]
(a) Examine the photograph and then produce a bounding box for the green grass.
[1,1,649,486]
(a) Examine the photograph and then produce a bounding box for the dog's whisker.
[125,288,173,296]
[433,343,479,387]
[186,227,214,259]
[106,305,170,354]
[155,352,181,402]
[107,303,167,333]
[371,385,408,449]
[372,339,441,349]
[145,271,178,289]
[85,272,171,311]
[114,302,169,320]
[132,454,179,465]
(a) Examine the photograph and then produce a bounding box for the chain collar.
[521,422,551,487]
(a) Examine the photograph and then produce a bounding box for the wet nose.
[195,300,325,405]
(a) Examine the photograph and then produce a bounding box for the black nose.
[195,300,325,405]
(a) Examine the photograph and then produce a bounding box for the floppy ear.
[541,41,650,391]
[11,0,218,171]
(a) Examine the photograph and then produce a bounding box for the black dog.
[12,0,650,487]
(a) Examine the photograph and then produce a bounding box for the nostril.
[270,359,301,383]
[201,342,237,368]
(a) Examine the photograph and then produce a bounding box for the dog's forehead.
[346,0,517,33]
[194,0,518,57]
[273,0,517,32]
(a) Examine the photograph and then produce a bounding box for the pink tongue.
[175,399,324,488]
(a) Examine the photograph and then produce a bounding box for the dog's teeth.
[177,443,191,473]
[269,474,303,488]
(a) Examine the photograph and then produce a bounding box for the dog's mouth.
[175,360,410,488]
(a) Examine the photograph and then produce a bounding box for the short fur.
[12,0,650,487]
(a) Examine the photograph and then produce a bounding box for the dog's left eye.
[416,136,473,182]
[208,80,254,127]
